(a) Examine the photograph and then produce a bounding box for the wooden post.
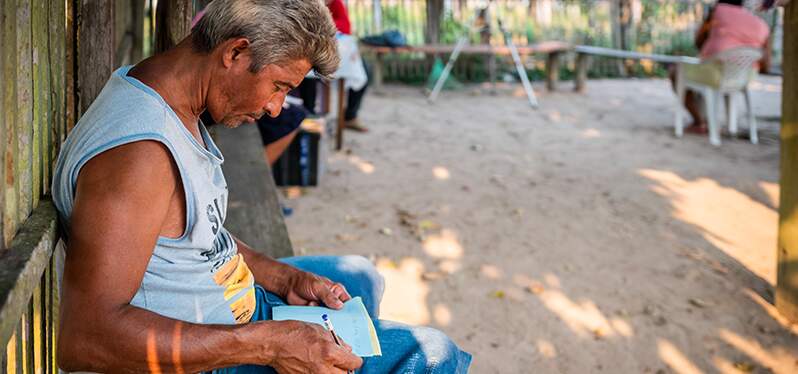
[154,0,193,53]
[373,51,385,93]
[545,52,561,91]
[574,52,590,92]
[610,0,629,77]
[131,0,146,64]
[477,8,496,91]
[777,1,798,323]
[77,0,115,115]
[425,0,443,45]
[372,0,382,33]
[336,79,346,151]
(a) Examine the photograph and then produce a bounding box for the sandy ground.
[281,76,798,373]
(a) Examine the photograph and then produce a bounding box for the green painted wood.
[0,200,57,353]
[31,0,48,208]
[2,0,18,248]
[16,0,33,226]
[777,2,798,324]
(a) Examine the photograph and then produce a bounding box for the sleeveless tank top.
[52,66,256,325]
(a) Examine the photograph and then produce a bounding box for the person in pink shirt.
[673,0,771,134]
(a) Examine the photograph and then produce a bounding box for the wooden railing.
[0,0,69,371]
[0,0,149,372]
[0,202,59,374]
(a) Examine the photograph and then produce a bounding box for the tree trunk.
[777,1,798,323]
[425,0,443,44]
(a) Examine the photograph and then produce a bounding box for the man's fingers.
[317,283,344,309]
[330,345,363,371]
[330,283,352,302]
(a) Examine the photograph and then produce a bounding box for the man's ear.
[221,38,251,68]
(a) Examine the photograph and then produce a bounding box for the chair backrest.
[705,47,763,91]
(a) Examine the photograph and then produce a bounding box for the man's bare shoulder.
[76,140,179,198]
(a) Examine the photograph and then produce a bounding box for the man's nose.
[265,94,286,118]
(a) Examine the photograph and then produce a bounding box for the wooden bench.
[213,125,296,259]
[361,41,573,92]
[573,45,700,92]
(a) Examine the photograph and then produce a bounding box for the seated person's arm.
[58,141,360,373]
[760,38,772,73]
[695,7,715,50]
[235,238,351,309]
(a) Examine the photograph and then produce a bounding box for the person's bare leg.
[264,129,299,165]
[684,90,707,132]
[669,65,706,134]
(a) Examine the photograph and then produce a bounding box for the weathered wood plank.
[77,0,114,116]
[0,200,58,351]
[30,281,41,374]
[573,45,700,64]
[20,310,27,374]
[777,1,798,323]
[0,0,16,249]
[64,0,76,134]
[154,0,193,53]
[46,0,63,186]
[31,0,48,208]
[361,41,572,55]
[47,256,56,374]
[213,126,294,258]
[6,328,17,374]
[16,0,33,224]
[132,0,146,63]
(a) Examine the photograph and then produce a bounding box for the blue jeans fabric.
[212,255,471,374]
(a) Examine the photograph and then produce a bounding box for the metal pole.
[499,19,538,108]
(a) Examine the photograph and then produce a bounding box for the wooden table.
[573,45,700,92]
[360,41,574,92]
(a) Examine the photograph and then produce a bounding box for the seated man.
[51,0,471,373]
[671,0,770,134]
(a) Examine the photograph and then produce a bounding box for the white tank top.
[52,66,256,325]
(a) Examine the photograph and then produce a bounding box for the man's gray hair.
[191,0,340,79]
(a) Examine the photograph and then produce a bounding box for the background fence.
[346,0,784,83]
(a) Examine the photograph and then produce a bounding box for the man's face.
[207,43,311,128]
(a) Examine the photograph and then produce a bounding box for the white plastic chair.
[674,47,763,146]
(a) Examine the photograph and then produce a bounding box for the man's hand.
[283,271,352,309]
[262,320,363,373]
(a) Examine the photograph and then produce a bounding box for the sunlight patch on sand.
[719,329,798,372]
[432,304,452,327]
[581,128,602,138]
[536,339,558,358]
[480,264,503,280]
[532,273,630,339]
[432,166,451,180]
[658,339,704,374]
[422,229,464,259]
[639,169,778,284]
[759,181,779,208]
[375,257,430,325]
[347,155,375,174]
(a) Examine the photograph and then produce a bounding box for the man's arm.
[695,7,715,50]
[235,238,351,309]
[58,141,360,373]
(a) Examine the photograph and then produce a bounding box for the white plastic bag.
[334,34,368,91]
